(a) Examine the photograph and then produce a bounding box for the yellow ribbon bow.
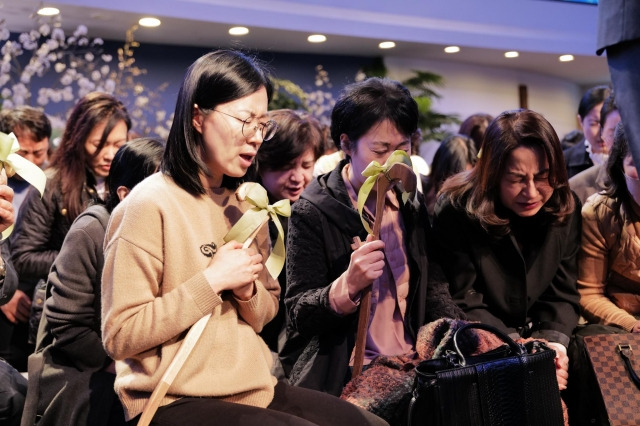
[0,132,47,239]
[356,150,413,234]
[224,183,291,279]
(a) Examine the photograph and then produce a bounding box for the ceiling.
[0,0,610,86]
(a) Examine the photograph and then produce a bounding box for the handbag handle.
[453,322,525,366]
[617,344,640,390]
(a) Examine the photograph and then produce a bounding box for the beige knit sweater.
[101,173,280,421]
[579,193,640,331]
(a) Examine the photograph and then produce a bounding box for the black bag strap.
[617,344,640,390]
[453,322,525,366]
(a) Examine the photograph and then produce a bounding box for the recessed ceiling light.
[37,7,60,16]
[444,46,460,54]
[308,34,327,43]
[504,51,519,58]
[559,54,574,62]
[229,27,249,36]
[379,41,396,49]
[138,17,161,27]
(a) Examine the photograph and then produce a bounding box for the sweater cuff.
[329,273,358,315]
[184,272,221,315]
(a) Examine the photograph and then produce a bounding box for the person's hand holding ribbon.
[0,132,46,239]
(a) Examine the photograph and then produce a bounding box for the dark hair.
[424,133,477,196]
[331,77,418,153]
[161,50,273,195]
[440,109,574,235]
[254,109,323,175]
[602,122,631,205]
[105,138,164,212]
[578,85,610,120]
[599,91,618,128]
[50,92,131,220]
[0,106,52,141]
[459,113,493,152]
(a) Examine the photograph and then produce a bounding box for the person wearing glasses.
[101,50,388,426]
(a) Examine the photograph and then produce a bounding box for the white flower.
[12,95,25,106]
[62,87,74,101]
[67,36,76,45]
[20,72,32,83]
[50,90,62,103]
[93,38,103,45]
[156,110,166,121]
[101,54,112,63]
[19,33,30,44]
[30,30,40,40]
[48,53,57,62]
[85,52,94,62]
[74,25,88,38]
[1,88,11,98]
[0,74,8,86]
[91,70,101,81]
[46,39,59,50]
[104,79,115,93]
[37,95,49,106]
[100,65,110,76]
[78,37,89,46]
[39,24,51,37]
[60,74,73,85]
[135,96,149,108]
[52,28,65,42]
[0,28,10,41]
[12,83,28,96]
[1,62,10,74]
[2,99,13,109]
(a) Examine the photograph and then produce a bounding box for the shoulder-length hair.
[105,138,164,212]
[602,122,632,206]
[51,92,131,220]
[440,109,574,236]
[161,50,273,194]
[330,77,418,152]
[252,109,323,176]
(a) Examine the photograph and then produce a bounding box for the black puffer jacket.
[282,159,463,396]
[10,168,101,294]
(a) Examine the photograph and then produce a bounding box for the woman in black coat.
[283,78,463,396]
[432,109,581,392]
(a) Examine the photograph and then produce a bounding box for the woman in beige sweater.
[101,50,387,426]
[579,121,640,331]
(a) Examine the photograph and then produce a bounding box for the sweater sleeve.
[44,213,108,370]
[285,198,353,338]
[233,226,280,333]
[578,200,638,331]
[101,202,221,361]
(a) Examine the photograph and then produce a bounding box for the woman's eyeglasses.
[213,109,278,142]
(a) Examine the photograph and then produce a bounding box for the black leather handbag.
[407,322,564,426]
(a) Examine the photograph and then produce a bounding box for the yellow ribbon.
[356,150,413,234]
[0,132,47,239]
[223,183,291,279]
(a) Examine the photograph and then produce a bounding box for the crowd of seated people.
[0,49,638,426]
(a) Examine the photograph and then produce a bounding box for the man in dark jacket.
[597,0,640,176]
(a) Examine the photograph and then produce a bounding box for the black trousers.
[127,381,388,426]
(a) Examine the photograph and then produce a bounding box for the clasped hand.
[346,234,385,300]
[203,241,263,301]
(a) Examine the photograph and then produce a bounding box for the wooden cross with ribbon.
[351,150,417,377]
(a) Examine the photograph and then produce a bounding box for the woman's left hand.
[547,342,568,390]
